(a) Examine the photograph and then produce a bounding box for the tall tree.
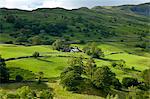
[84,57,96,80]
[52,39,68,51]
[0,55,9,83]
[31,36,42,45]
[60,56,84,91]
[92,66,116,91]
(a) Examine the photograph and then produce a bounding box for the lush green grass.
[0,43,149,79]
[6,57,68,77]
[48,82,104,99]
[0,44,56,58]
[0,81,104,99]
[0,43,149,98]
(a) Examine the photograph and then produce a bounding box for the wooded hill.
[0,3,149,44]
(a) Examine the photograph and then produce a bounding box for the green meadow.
[0,42,150,98]
[0,43,149,79]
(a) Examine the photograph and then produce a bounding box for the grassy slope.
[0,44,149,78]
[0,43,149,98]
[0,3,149,43]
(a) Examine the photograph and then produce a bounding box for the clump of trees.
[60,56,150,98]
[0,55,9,83]
[52,39,70,51]
[111,60,126,70]
[83,42,104,58]
[60,56,121,93]
[4,14,68,45]
[93,66,121,91]
[60,57,84,91]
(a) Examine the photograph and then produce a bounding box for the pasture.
[0,43,149,78]
[0,43,149,98]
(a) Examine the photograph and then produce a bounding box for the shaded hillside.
[116,2,150,16]
[0,3,149,44]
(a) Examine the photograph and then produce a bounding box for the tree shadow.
[36,58,52,63]
[8,67,35,81]
[98,57,119,62]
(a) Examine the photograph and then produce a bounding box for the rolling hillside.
[0,3,149,44]
[0,2,150,99]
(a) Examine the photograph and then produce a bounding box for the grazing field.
[0,43,149,98]
[0,43,149,78]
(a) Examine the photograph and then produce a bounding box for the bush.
[15,75,23,82]
[32,52,40,58]
[137,83,150,91]
[131,66,135,70]
[111,62,117,67]
[17,86,33,98]
[122,77,139,88]
[83,42,104,58]
[111,60,126,69]
[112,78,122,90]
[39,90,53,99]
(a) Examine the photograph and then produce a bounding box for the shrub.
[111,62,117,67]
[39,90,53,99]
[106,94,119,99]
[131,66,135,70]
[32,52,40,58]
[111,60,126,69]
[17,86,33,98]
[37,72,44,84]
[83,42,104,58]
[112,78,122,90]
[15,75,23,82]
[122,77,139,88]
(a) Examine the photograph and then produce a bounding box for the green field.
[0,43,149,78]
[0,43,150,98]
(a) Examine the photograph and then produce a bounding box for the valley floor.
[0,43,150,98]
